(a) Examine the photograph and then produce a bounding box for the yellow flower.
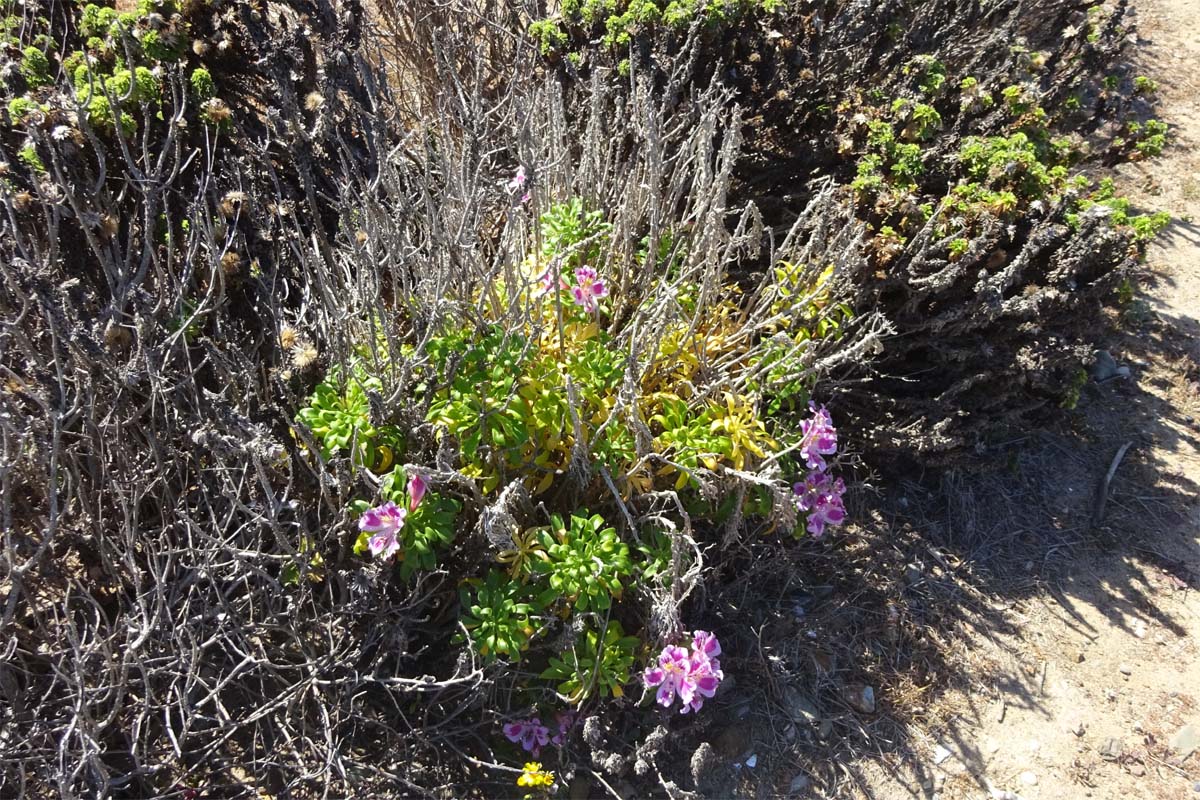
[517,762,555,788]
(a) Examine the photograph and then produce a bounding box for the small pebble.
[1119,664,1132,676]
[1021,771,1038,786]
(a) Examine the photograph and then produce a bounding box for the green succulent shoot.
[458,570,542,662]
[295,364,403,471]
[541,621,639,701]
[533,512,632,612]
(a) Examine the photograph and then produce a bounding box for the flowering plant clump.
[503,718,550,756]
[643,630,724,714]
[792,403,848,538]
[354,473,461,578]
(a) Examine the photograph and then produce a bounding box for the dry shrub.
[0,0,1164,797]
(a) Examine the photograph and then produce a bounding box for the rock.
[1091,350,1123,382]
[1076,651,1086,663]
[1072,722,1087,737]
[1171,724,1198,762]
[817,719,833,740]
[713,722,753,760]
[843,684,876,714]
[1119,664,1132,676]
[1129,764,1146,777]
[785,688,819,725]
[788,773,811,795]
[1099,738,1124,760]
[933,744,952,765]
[1020,771,1038,786]
[568,775,592,800]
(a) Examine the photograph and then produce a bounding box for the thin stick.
[1091,441,1132,528]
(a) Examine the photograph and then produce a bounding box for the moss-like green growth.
[7,96,44,124]
[189,66,215,98]
[539,0,783,53]
[528,19,567,55]
[21,46,53,87]
[18,143,46,173]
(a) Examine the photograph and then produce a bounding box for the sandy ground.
[849,1,1200,798]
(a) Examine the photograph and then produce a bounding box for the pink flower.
[806,486,846,538]
[643,645,692,709]
[681,649,723,714]
[550,711,575,748]
[692,630,721,662]
[797,403,838,472]
[644,632,724,714]
[535,268,569,297]
[506,165,527,192]
[359,501,406,560]
[570,266,607,313]
[408,475,427,510]
[503,718,550,756]
[793,471,846,538]
[506,166,531,205]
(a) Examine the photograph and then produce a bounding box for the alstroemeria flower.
[570,266,607,313]
[806,484,846,538]
[681,649,723,714]
[793,471,846,538]
[643,645,693,709]
[359,501,406,560]
[535,268,569,298]
[692,630,721,663]
[645,633,724,714]
[797,402,838,472]
[550,710,575,748]
[408,474,427,510]
[506,166,531,204]
[506,165,527,192]
[503,718,550,757]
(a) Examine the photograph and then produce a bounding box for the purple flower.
[570,266,608,313]
[681,649,723,714]
[359,501,406,560]
[503,717,550,756]
[506,166,531,204]
[643,645,692,709]
[550,711,575,748]
[692,630,721,662]
[408,475,427,510]
[797,403,838,472]
[793,471,846,539]
[806,484,846,538]
[535,268,568,297]
[506,165,527,192]
[644,632,724,714]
